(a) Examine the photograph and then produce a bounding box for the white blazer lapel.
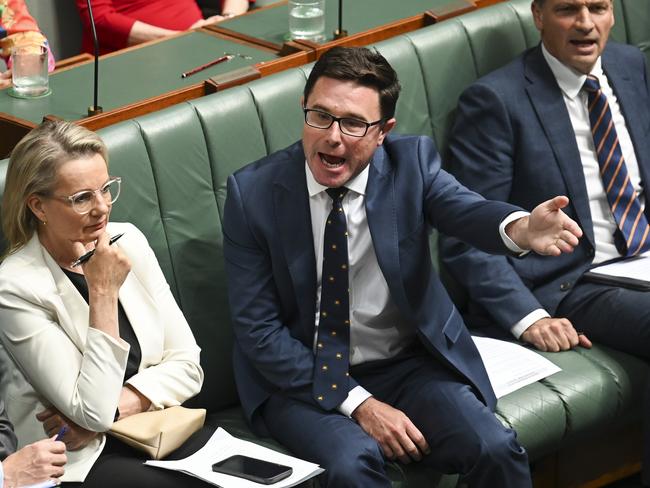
[118,269,162,367]
[36,241,88,353]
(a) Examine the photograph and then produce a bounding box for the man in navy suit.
[223,46,582,487]
[441,0,650,481]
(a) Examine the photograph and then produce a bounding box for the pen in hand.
[55,425,68,441]
[71,233,125,268]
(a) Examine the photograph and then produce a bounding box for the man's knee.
[439,424,527,474]
[475,428,527,467]
[323,437,387,487]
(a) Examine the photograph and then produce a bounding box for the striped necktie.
[313,188,350,410]
[584,75,650,256]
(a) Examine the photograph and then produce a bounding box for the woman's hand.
[0,69,12,89]
[72,231,131,340]
[72,232,131,297]
[117,385,152,420]
[36,407,99,451]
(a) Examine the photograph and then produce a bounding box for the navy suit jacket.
[223,134,524,431]
[441,42,650,331]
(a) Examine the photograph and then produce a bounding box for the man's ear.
[26,194,47,223]
[531,2,543,31]
[300,95,305,108]
[377,118,397,145]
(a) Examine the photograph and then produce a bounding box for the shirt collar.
[541,43,603,100]
[305,161,370,197]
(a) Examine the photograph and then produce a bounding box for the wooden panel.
[0,113,36,158]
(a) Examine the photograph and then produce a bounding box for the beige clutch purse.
[109,406,206,459]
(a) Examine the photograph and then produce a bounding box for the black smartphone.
[212,455,293,484]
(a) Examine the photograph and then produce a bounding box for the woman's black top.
[61,268,142,382]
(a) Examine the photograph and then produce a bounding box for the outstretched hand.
[507,196,583,255]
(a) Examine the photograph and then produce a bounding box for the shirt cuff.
[337,386,372,417]
[510,309,551,339]
[499,211,530,256]
[0,460,4,488]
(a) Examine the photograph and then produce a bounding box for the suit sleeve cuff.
[499,211,531,256]
[510,309,551,339]
[337,386,372,417]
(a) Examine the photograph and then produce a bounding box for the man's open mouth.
[320,153,346,167]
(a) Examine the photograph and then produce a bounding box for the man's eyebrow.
[309,103,369,121]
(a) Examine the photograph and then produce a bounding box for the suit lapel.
[602,48,650,208]
[365,145,410,315]
[118,270,155,361]
[36,239,87,351]
[272,144,317,342]
[524,46,596,245]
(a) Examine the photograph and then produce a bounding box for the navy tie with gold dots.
[313,188,350,410]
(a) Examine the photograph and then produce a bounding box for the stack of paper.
[145,428,323,487]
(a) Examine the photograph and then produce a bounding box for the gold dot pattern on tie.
[584,75,650,256]
[313,187,351,410]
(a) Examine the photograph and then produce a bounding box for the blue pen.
[55,425,68,441]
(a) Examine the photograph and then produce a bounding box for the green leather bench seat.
[1,0,649,486]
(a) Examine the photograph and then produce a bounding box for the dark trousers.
[261,350,531,488]
[557,280,650,486]
[63,425,217,488]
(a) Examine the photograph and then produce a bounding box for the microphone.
[87,0,103,116]
[333,0,347,39]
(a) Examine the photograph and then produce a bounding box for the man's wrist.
[510,309,551,339]
[338,386,372,417]
[500,211,530,255]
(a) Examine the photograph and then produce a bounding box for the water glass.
[10,44,49,98]
[289,0,325,43]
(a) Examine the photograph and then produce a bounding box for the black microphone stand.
[87,0,103,116]
[333,0,347,39]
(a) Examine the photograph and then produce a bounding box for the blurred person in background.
[0,0,55,89]
[76,0,252,54]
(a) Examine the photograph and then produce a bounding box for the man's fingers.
[547,195,569,211]
[405,421,429,456]
[554,239,574,255]
[562,217,583,238]
[578,333,593,349]
[379,442,395,460]
[559,229,580,247]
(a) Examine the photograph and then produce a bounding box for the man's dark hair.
[303,46,401,120]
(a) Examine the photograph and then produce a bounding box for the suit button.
[587,247,594,257]
[560,282,571,291]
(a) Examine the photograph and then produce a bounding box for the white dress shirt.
[510,45,644,338]
[306,162,526,415]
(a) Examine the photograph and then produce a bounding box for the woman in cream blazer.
[0,121,208,487]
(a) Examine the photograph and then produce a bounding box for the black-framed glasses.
[303,108,385,137]
[49,177,122,215]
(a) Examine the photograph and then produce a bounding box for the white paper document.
[588,254,650,281]
[472,336,561,398]
[145,427,324,487]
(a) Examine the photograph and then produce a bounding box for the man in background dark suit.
[441,0,650,482]
[223,46,583,487]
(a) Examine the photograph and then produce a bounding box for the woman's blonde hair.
[2,121,108,257]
